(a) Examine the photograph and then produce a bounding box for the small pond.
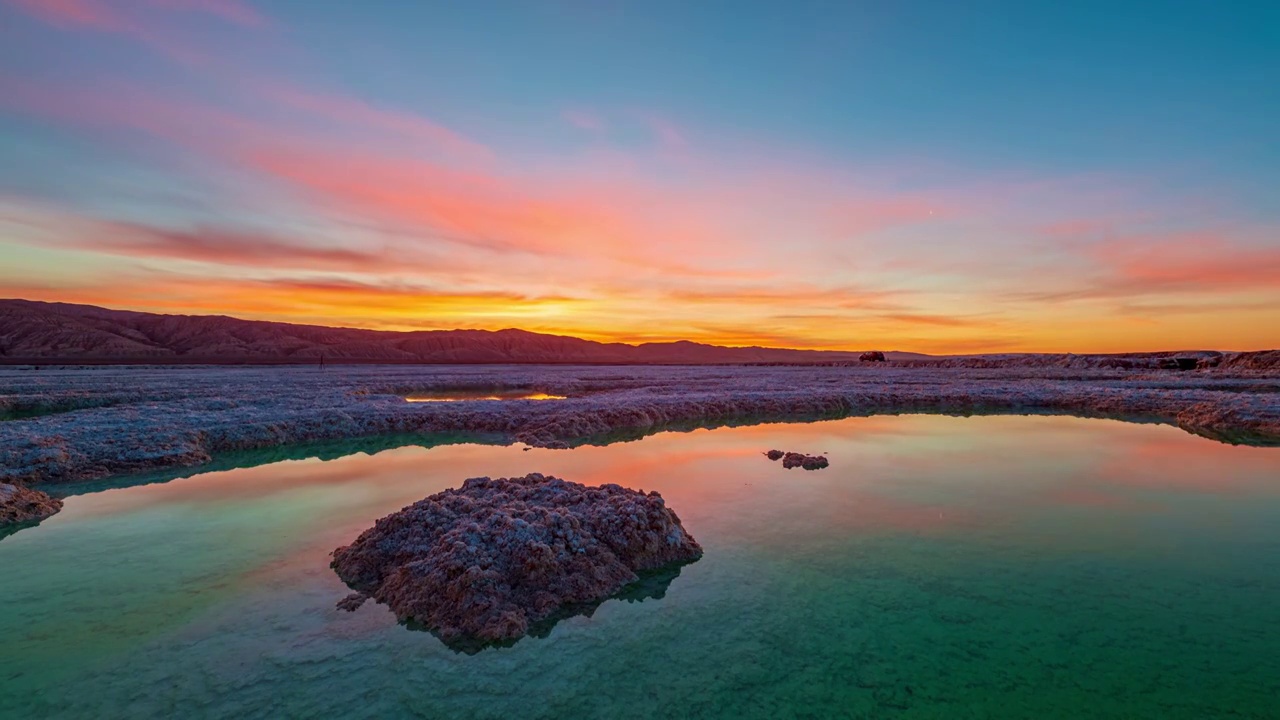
[1,415,1278,718]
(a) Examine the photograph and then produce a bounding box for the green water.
[2,415,1278,719]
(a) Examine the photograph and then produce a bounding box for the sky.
[0,0,1277,353]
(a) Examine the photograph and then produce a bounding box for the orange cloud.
[0,274,580,329]
[877,312,983,327]
[0,71,963,286]
[4,1,1278,354]
[665,285,905,309]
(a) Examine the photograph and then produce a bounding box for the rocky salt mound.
[0,483,62,527]
[331,473,702,649]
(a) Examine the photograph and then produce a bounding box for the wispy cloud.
[7,0,267,65]
[1019,232,1280,302]
[149,0,265,27]
[262,84,493,165]
[3,0,1277,352]
[562,108,605,132]
[877,312,983,327]
[640,112,686,150]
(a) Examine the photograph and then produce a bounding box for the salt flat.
[3,362,1278,487]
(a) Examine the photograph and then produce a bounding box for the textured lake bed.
[2,415,1278,718]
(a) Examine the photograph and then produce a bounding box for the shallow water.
[405,390,566,402]
[2,415,1279,719]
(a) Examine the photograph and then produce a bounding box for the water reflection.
[405,391,566,402]
[408,561,696,655]
[2,415,1278,718]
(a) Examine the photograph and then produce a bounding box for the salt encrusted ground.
[1,362,1278,487]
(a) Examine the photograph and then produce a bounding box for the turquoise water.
[2,415,1278,718]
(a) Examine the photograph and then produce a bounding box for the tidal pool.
[1,415,1278,718]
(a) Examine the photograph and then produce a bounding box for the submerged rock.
[765,451,829,470]
[0,483,63,527]
[331,473,702,648]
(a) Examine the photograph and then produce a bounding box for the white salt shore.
[1,362,1278,487]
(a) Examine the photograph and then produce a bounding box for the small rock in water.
[782,452,829,470]
[336,592,369,612]
[330,473,702,648]
[765,451,829,470]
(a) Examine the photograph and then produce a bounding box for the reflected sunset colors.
[2,415,1278,717]
[405,391,567,402]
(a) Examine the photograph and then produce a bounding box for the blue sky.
[0,0,1277,351]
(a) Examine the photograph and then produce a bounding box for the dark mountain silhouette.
[0,299,925,364]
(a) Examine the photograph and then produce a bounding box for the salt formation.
[331,474,702,647]
[0,483,62,526]
[2,361,1278,486]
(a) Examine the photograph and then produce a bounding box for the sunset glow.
[1,1,1277,352]
[405,392,567,403]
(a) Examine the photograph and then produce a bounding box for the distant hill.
[0,299,927,365]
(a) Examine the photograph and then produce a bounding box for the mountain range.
[0,299,923,364]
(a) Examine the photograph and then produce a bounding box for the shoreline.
[2,365,1278,490]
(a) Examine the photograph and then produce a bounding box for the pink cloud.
[1037,218,1113,239]
[148,0,265,27]
[562,109,605,132]
[8,0,128,30]
[7,0,267,65]
[827,197,949,239]
[1024,232,1280,302]
[1093,233,1280,292]
[12,5,1276,352]
[9,0,263,28]
[87,223,404,271]
[0,72,994,292]
[262,85,492,165]
[0,196,438,273]
[639,112,686,150]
